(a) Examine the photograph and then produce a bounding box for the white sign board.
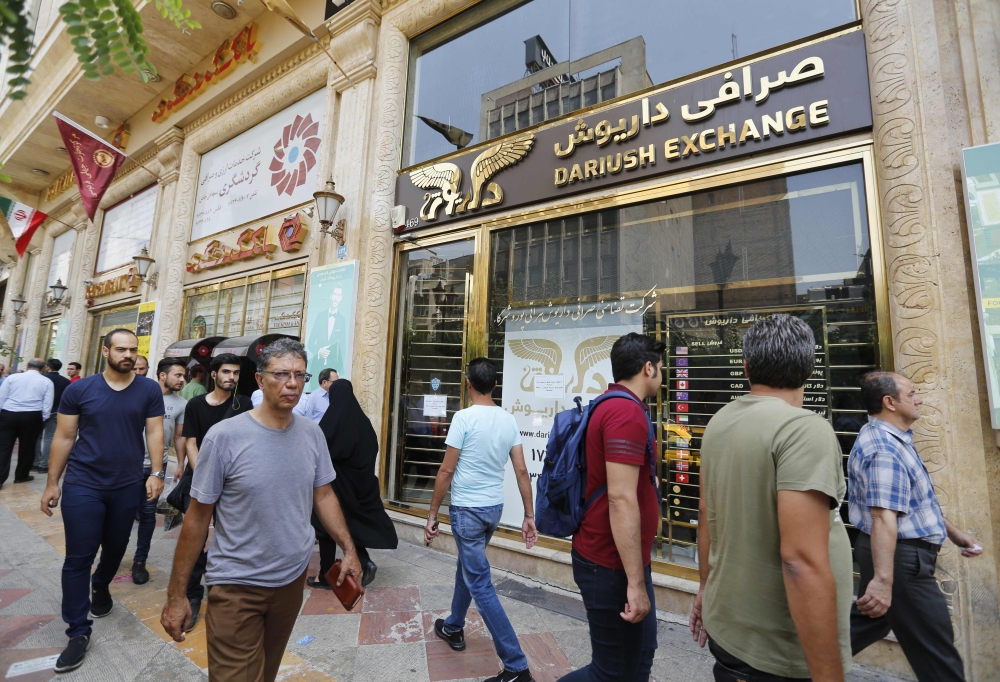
[498,302,644,527]
[423,394,448,418]
[192,89,325,241]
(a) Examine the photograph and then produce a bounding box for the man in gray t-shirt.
[160,339,362,682]
[132,359,188,585]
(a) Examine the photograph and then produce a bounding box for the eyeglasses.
[260,371,312,383]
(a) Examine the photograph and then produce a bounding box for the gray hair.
[742,315,815,389]
[26,358,46,370]
[256,338,308,373]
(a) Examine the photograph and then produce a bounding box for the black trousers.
[316,534,369,580]
[851,533,965,682]
[708,638,807,681]
[0,410,43,485]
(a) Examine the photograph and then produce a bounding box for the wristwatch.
[152,471,165,480]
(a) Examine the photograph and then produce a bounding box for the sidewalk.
[0,468,908,681]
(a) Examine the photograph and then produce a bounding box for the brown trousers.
[205,569,308,682]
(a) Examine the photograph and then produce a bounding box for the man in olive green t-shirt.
[689,315,853,681]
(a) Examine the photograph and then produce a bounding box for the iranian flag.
[0,197,47,256]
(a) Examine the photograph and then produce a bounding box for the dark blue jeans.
[61,481,144,638]
[445,504,529,673]
[558,550,657,682]
[133,467,159,564]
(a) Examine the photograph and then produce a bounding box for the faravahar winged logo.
[508,338,562,392]
[570,335,617,393]
[412,133,535,221]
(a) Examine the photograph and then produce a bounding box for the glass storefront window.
[403,0,858,166]
[219,283,247,337]
[267,272,305,335]
[244,280,270,335]
[486,162,879,568]
[87,304,139,374]
[184,290,219,339]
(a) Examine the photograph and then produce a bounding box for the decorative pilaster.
[863,1,1000,678]
[0,253,30,362]
[21,235,53,359]
[64,203,95,370]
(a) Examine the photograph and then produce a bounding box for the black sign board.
[395,29,871,232]
[324,0,355,21]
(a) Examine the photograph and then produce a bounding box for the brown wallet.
[324,560,364,611]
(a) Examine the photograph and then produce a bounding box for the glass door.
[388,238,476,506]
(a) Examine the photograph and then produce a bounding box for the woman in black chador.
[308,380,398,588]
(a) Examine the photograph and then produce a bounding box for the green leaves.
[154,0,199,33]
[0,0,35,99]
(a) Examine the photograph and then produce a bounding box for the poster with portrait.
[304,261,358,391]
[191,89,324,241]
[498,300,647,527]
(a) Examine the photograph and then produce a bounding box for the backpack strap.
[583,391,660,508]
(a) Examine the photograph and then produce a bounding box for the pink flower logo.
[270,113,321,196]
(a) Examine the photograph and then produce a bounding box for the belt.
[859,532,942,553]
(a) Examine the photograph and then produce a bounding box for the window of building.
[96,186,157,274]
[403,0,858,167]
[48,230,75,290]
[387,161,884,572]
[87,304,139,374]
[181,265,307,340]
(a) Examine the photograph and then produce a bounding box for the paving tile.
[418,584,468,612]
[134,644,206,681]
[358,610,423,645]
[301,586,363,615]
[519,632,573,682]
[0,614,56,648]
[354,641,429,682]
[425,637,500,682]
[421,609,490,642]
[363,585,421,613]
[174,626,208,670]
[550,628,592,670]
[0,646,63,682]
[0,588,34,611]
[275,650,334,681]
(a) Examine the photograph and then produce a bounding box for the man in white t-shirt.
[131,358,188,584]
[424,358,538,682]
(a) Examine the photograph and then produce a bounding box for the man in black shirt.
[180,353,251,631]
[34,358,71,473]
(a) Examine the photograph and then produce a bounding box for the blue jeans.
[33,414,57,468]
[445,504,529,673]
[61,481,145,638]
[558,550,657,682]
[133,467,159,564]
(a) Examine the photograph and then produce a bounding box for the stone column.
[145,127,185,357]
[0,252,30,362]
[64,204,98,370]
[863,0,1000,678]
[21,235,53,359]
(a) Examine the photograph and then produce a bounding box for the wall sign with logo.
[395,30,871,232]
[86,268,138,303]
[185,211,310,279]
[192,88,324,241]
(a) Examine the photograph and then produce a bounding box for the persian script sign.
[186,213,308,274]
[86,268,138,301]
[395,30,872,231]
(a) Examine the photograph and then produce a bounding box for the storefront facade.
[1,0,999,678]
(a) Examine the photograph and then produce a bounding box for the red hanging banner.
[53,112,126,221]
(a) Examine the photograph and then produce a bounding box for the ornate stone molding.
[64,215,99,366]
[863,0,1000,675]
[155,127,185,185]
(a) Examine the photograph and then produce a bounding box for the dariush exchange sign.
[395,29,872,232]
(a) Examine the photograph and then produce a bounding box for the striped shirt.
[847,416,946,544]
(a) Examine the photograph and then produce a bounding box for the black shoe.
[164,512,184,532]
[90,587,112,618]
[54,635,90,673]
[186,599,201,632]
[434,618,466,651]
[13,475,34,483]
[361,560,377,587]
[131,562,149,585]
[306,576,331,590]
[484,669,534,682]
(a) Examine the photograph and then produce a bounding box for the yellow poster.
[136,301,156,359]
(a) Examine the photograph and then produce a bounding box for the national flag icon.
[675,473,689,484]
[677,450,690,460]
[676,346,688,355]
[675,358,689,366]
[676,403,689,413]
[676,369,689,378]
[675,461,689,471]
[676,380,688,390]
[0,197,47,256]
[676,391,689,400]
[678,415,689,423]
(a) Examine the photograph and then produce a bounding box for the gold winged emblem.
[570,335,617,393]
[408,134,534,221]
[508,338,562,392]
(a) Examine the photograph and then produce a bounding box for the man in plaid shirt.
[848,371,981,681]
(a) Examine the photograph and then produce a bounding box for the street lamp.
[49,278,68,305]
[132,246,155,279]
[313,180,345,238]
[10,293,26,322]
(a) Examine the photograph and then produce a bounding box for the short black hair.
[318,368,338,384]
[68,362,81,370]
[189,364,207,379]
[467,357,497,395]
[157,357,188,379]
[742,315,815,389]
[46,358,62,372]
[860,371,902,415]
[610,333,665,382]
[103,329,137,348]
[211,353,243,374]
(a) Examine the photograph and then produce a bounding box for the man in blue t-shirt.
[40,328,165,674]
[424,358,538,682]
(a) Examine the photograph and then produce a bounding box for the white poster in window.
[192,89,325,241]
[98,186,157,272]
[423,394,448,418]
[498,300,648,528]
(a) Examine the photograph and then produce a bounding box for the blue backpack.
[534,391,656,538]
